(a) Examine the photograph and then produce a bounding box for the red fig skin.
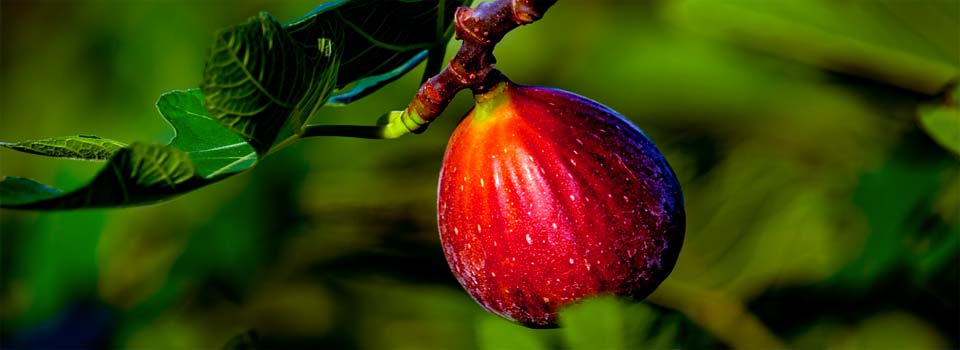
[437,80,685,328]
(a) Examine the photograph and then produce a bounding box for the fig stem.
[300,0,558,140]
[300,111,411,139]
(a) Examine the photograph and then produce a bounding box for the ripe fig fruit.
[437,79,685,328]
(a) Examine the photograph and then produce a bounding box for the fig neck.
[473,79,514,123]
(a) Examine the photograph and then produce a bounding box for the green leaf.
[201,12,339,154]
[1,90,258,209]
[1,143,201,209]
[158,89,256,178]
[326,50,430,106]
[320,0,464,105]
[0,135,125,161]
[0,177,63,207]
[2,0,464,209]
[286,0,465,89]
[200,0,464,153]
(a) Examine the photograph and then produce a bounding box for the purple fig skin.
[437,80,685,328]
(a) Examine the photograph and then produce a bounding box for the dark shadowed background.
[1,0,957,349]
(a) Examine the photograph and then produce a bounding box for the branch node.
[454,7,487,44]
[394,0,556,136]
[511,0,542,24]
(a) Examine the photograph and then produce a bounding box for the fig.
[437,79,685,328]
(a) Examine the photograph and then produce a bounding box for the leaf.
[1,143,201,209]
[3,0,464,209]
[326,50,430,106]
[286,0,464,89]
[319,0,463,104]
[102,143,195,189]
[0,177,62,207]
[158,89,257,178]
[202,12,339,154]
[200,0,464,154]
[1,90,258,209]
[0,135,125,161]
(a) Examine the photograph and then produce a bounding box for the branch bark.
[398,0,558,134]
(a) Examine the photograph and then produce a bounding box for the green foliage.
[1,143,197,209]
[325,50,432,107]
[1,0,463,210]
[0,177,62,207]
[0,90,239,209]
[0,135,125,161]
[286,0,463,92]
[202,12,338,154]
[160,90,257,178]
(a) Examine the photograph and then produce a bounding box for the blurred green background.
[1,0,957,349]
